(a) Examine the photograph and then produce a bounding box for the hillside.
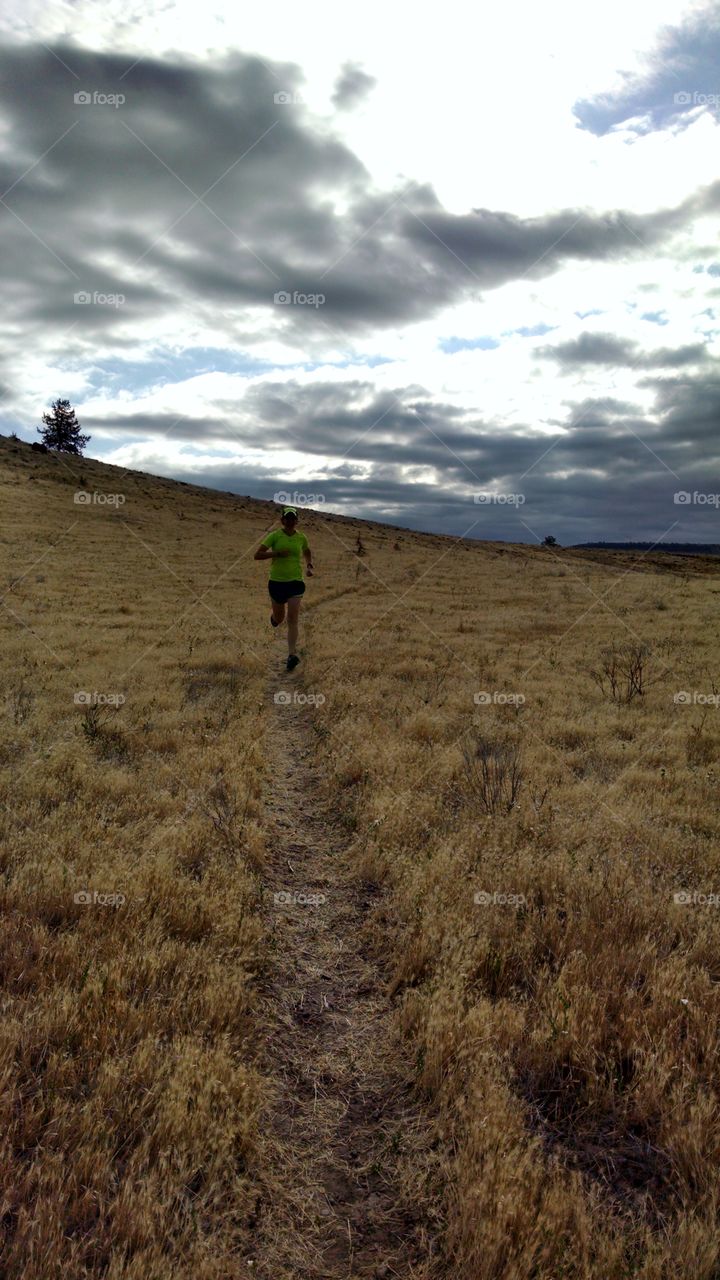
[3,433,720,1280]
[3,433,719,575]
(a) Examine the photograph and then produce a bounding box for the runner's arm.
[303,544,314,576]
[254,539,288,561]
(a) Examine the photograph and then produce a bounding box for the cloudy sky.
[2,0,719,544]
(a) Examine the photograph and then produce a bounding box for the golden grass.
[1,440,275,1276]
[2,432,720,1277]
[300,522,720,1277]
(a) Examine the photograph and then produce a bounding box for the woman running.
[254,506,314,671]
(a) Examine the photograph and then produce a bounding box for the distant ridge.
[573,541,720,557]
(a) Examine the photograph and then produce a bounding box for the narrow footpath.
[248,619,442,1280]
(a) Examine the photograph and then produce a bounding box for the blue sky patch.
[438,336,501,354]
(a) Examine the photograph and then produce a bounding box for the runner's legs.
[286,594,301,654]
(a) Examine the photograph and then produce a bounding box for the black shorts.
[268,579,305,604]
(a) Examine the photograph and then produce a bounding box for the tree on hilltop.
[38,399,90,454]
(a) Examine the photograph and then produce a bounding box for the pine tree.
[38,399,90,454]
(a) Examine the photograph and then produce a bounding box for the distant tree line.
[574,541,720,556]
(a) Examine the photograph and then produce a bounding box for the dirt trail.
[248,615,442,1280]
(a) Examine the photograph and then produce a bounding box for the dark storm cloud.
[573,6,720,136]
[538,331,709,369]
[3,39,717,545]
[539,333,636,365]
[0,36,714,373]
[646,343,710,367]
[639,373,720,447]
[69,370,720,543]
[78,412,230,440]
[331,63,377,110]
[399,199,696,284]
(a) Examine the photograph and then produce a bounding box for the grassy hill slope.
[3,434,720,1279]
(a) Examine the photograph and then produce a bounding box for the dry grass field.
[2,431,720,1279]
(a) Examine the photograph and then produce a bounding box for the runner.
[254,506,314,671]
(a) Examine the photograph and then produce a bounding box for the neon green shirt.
[262,529,309,581]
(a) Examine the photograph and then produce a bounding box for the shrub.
[461,731,523,814]
[588,642,662,703]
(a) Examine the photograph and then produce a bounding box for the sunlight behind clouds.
[2,0,719,540]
